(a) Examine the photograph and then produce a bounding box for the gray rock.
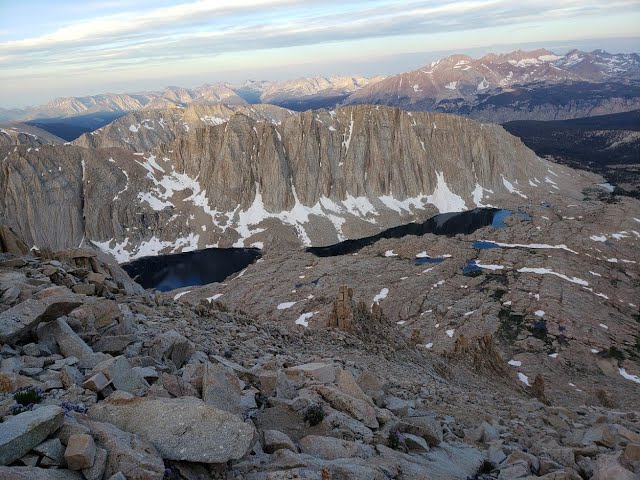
[299,435,373,460]
[82,446,107,480]
[37,318,108,368]
[92,335,138,353]
[275,370,296,399]
[322,410,374,443]
[592,451,636,480]
[0,296,82,343]
[285,362,336,383]
[0,405,65,466]
[263,430,297,453]
[59,365,84,389]
[72,284,95,296]
[132,366,159,381]
[22,343,45,357]
[88,395,256,463]
[54,417,91,445]
[32,438,65,466]
[149,329,194,368]
[0,466,83,479]
[64,434,96,470]
[498,460,530,479]
[202,361,242,414]
[403,432,430,452]
[91,356,148,396]
[82,372,112,392]
[77,417,164,480]
[398,415,443,446]
[335,369,373,405]
[313,385,379,429]
[504,450,539,473]
[1,357,23,374]
[106,474,127,480]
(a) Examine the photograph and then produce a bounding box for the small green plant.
[13,386,44,407]
[602,346,625,361]
[463,269,483,278]
[476,460,496,475]
[304,404,325,426]
[388,430,401,449]
[491,288,507,300]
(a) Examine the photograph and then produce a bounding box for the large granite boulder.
[88,394,256,463]
[0,406,64,465]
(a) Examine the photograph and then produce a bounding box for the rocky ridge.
[72,104,295,152]
[1,106,600,259]
[0,235,639,479]
[0,124,65,147]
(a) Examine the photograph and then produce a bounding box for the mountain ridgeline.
[0,105,593,262]
[2,48,639,129]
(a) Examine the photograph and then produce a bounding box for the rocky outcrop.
[73,103,295,151]
[2,106,598,258]
[0,124,64,147]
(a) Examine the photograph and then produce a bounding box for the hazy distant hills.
[0,77,383,123]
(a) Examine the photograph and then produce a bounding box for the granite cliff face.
[73,104,295,151]
[1,106,599,260]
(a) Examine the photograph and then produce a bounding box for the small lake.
[415,257,446,264]
[308,208,523,257]
[122,248,262,292]
[472,240,500,250]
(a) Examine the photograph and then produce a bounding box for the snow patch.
[373,288,389,304]
[277,301,297,310]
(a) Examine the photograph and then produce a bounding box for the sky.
[0,0,639,107]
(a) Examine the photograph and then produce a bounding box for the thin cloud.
[0,0,638,105]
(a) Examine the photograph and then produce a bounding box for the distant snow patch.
[173,291,191,300]
[517,267,588,286]
[277,301,297,310]
[295,311,318,327]
[207,294,223,302]
[517,373,530,386]
[619,368,640,384]
[482,241,578,254]
[508,360,522,367]
[502,176,527,198]
[426,171,467,213]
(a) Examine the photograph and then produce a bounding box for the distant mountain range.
[1,48,639,126]
[0,77,383,123]
[345,49,640,122]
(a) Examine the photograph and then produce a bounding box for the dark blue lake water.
[415,257,446,264]
[308,208,526,257]
[472,240,500,250]
[122,248,262,292]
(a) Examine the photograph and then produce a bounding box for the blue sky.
[1,0,639,107]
